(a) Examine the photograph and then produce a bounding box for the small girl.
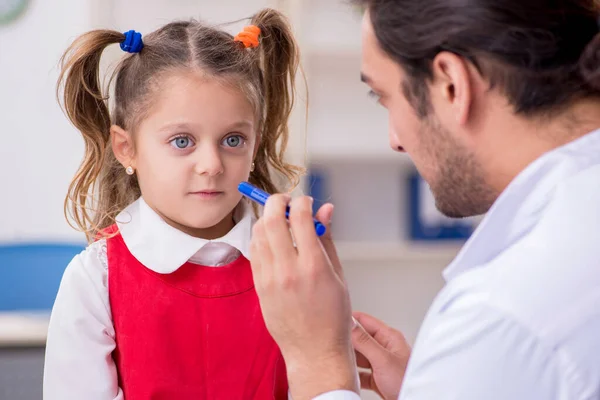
[43,9,303,400]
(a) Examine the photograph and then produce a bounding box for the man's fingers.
[314,202,334,228]
[262,194,297,264]
[351,321,390,369]
[314,203,344,278]
[250,220,272,287]
[355,350,371,369]
[352,311,388,336]
[353,311,410,355]
[288,196,321,253]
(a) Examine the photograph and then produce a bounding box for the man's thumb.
[315,203,344,278]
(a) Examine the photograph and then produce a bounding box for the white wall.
[0,0,108,243]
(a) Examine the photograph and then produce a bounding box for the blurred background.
[0,0,478,398]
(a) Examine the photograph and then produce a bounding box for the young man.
[250,1,600,399]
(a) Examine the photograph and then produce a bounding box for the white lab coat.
[320,128,600,400]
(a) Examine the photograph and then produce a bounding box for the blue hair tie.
[120,30,143,53]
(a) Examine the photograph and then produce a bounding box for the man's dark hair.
[355,0,600,118]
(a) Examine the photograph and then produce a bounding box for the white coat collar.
[443,128,600,281]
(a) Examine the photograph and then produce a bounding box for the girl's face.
[112,71,258,239]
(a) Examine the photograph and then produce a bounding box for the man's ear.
[430,51,473,126]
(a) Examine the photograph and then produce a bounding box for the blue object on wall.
[407,172,474,240]
[0,243,85,311]
[307,168,329,215]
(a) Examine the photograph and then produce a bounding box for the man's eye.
[368,90,381,102]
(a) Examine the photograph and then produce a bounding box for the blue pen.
[238,181,327,237]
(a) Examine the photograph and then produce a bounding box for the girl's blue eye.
[170,136,193,149]
[223,135,245,148]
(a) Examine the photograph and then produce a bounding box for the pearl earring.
[125,166,135,175]
[250,162,255,172]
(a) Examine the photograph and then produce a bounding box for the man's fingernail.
[352,316,359,329]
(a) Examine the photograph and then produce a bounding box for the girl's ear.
[110,125,136,169]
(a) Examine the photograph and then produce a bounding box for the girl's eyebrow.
[158,122,196,133]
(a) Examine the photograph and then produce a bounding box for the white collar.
[116,197,254,274]
[443,128,600,281]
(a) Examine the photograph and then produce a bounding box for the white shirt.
[43,198,254,400]
[318,128,600,400]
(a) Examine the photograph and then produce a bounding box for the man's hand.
[250,195,359,400]
[352,312,411,399]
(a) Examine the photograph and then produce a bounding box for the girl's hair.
[58,8,304,242]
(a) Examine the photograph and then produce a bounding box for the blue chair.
[0,243,85,312]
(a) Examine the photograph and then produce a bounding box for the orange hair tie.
[234,25,261,48]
